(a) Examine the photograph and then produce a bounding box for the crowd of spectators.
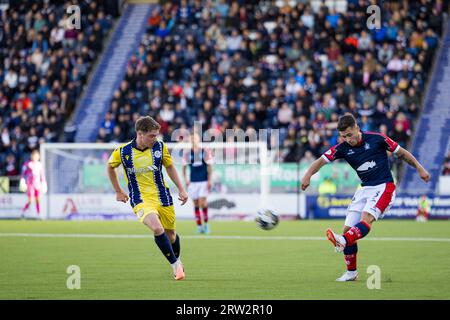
[97,0,447,185]
[1,0,448,188]
[0,0,116,181]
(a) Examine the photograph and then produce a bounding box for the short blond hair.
[135,116,161,132]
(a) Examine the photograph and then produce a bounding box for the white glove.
[41,182,48,194]
[19,178,27,193]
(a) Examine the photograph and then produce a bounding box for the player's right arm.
[205,148,213,192]
[301,157,328,191]
[301,144,343,191]
[107,147,129,203]
[19,162,28,192]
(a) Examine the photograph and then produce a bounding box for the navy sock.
[343,242,358,255]
[154,233,177,264]
[343,243,358,271]
[171,234,180,258]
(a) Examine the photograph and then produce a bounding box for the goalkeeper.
[20,149,47,218]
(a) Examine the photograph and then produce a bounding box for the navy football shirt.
[184,148,213,182]
[321,132,400,186]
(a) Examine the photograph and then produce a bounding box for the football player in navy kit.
[301,113,430,281]
[182,133,213,234]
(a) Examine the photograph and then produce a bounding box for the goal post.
[40,141,273,220]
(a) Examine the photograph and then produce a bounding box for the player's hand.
[300,176,310,191]
[116,190,129,203]
[419,168,430,183]
[207,181,212,192]
[19,178,27,193]
[42,182,48,194]
[178,189,188,205]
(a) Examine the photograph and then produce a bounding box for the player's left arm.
[181,151,190,187]
[162,143,188,205]
[205,149,213,192]
[378,133,430,183]
[395,147,430,182]
[40,162,48,194]
[207,164,213,192]
[165,165,188,205]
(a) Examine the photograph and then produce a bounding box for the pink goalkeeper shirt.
[21,160,45,190]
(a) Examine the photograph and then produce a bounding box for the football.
[255,209,279,230]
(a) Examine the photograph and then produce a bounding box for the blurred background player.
[301,114,430,282]
[318,176,337,196]
[182,132,213,234]
[20,149,47,219]
[416,194,431,222]
[107,116,188,280]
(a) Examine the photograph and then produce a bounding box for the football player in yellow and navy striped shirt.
[107,116,188,280]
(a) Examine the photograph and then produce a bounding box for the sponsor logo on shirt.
[357,160,376,171]
[127,165,158,175]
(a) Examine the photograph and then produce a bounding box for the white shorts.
[345,182,396,227]
[188,181,209,200]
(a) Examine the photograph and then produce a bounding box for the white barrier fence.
[439,176,450,195]
[0,193,306,220]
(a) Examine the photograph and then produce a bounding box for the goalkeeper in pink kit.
[20,149,47,218]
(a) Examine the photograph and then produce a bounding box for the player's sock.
[343,243,358,271]
[22,202,30,218]
[343,221,371,247]
[171,234,180,258]
[23,202,30,211]
[154,233,178,264]
[36,201,40,215]
[202,207,208,223]
[194,207,201,226]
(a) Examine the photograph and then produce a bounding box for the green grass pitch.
[0,219,449,300]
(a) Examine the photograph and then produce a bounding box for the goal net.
[40,141,273,220]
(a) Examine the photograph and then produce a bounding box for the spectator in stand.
[0,1,114,178]
[442,160,450,176]
[391,121,409,148]
[101,112,116,136]
[3,154,19,179]
[442,152,450,175]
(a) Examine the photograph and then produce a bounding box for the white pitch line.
[0,233,450,242]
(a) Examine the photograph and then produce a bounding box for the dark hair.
[135,116,160,133]
[337,113,357,131]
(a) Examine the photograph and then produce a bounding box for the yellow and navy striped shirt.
[108,139,174,207]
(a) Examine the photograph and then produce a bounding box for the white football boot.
[172,259,185,280]
[326,228,347,253]
[336,270,358,282]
